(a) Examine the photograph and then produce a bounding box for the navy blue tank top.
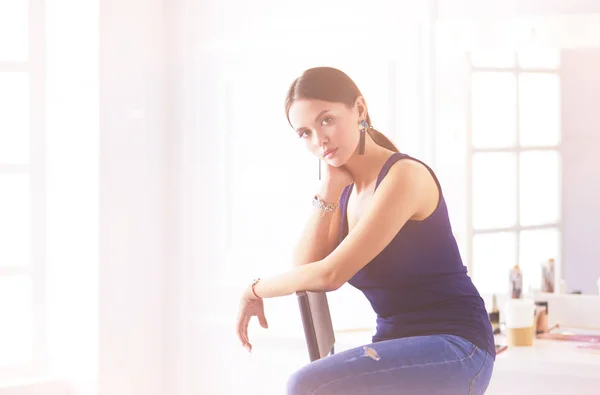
[339,152,496,358]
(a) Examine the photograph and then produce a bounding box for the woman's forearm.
[249,259,338,300]
[292,183,344,267]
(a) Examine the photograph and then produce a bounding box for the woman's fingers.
[243,316,252,352]
[258,312,269,329]
[237,315,248,346]
[236,299,268,353]
[237,315,252,352]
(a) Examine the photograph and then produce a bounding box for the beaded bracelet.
[312,193,339,216]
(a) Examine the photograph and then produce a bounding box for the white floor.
[191,323,372,395]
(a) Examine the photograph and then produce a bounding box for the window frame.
[0,0,46,379]
[466,51,563,293]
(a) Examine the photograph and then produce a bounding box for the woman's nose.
[314,130,329,147]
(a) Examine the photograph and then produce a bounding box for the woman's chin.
[325,158,343,167]
[316,150,346,167]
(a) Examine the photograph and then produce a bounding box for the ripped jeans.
[287,334,494,395]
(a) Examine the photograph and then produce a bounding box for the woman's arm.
[248,160,437,300]
[244,259,336,301]
[322,160,437,288]
[291,183,345,267]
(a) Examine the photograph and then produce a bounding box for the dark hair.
[285,67,399,153]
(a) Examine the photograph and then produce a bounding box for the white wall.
[561,48,600,295]
[46,1,170,393]
[98,0,168,394]
[163,1,190,394]
[46,0,99,393]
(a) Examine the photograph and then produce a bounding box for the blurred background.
[1,0,600,394]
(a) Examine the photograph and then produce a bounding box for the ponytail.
[365,114,399,153]
[368,128,399,153]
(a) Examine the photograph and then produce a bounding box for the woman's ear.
[355,96,368,119]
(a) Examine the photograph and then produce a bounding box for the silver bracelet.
[312,194,339,215]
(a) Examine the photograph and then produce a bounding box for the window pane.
[0,1,28,61]
[0,275,33,367]
[519,73,561,147]
[520,228,561,293]
[471,72,516,148]
[520,151,561,226]
[472,152,517,229]
[518,49,560,69]
[0,72,30,164]
[473,232,516,294]
[0,174,31,267]
[470,51,516,68]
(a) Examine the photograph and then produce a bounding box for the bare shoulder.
[386,156,433,183]
[384,157,439,220]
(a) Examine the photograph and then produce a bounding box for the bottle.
[509,265,523,299]
[489,294,501,335]
[541,258,555,293]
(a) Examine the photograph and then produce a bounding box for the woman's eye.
[321,117,333,126]
[299,130,311,138]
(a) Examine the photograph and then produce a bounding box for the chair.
[296,291,336,362]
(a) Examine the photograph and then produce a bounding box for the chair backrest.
[296,291,335,362]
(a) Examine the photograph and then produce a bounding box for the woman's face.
[288,98,361,167]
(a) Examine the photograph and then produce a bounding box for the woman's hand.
[236,287,269,353]
[322,164,353,193]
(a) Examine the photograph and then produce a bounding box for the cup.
[504,298,535,347]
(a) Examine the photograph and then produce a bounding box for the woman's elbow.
[300,259,344,292]
[323,268,345,292]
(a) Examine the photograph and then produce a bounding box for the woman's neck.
[343,140,396,193]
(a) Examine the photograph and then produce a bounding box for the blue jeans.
[287,334,494,395]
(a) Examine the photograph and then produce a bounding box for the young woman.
[236,67,495,394]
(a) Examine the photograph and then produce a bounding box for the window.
[467,50,562,294]
[0,0,45,378]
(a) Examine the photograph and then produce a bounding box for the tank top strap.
[375,152,410,191]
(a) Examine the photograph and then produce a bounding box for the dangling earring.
[358,120,370,155]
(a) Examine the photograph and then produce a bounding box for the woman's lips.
[323,148,338,159]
